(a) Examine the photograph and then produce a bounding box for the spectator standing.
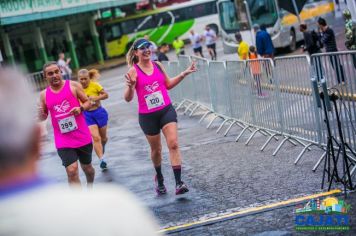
[343,9,356,69]
[172,37,185,57]
[318,17,346,83]
[254,24,275,59]
[235,32,249,60]
[157,43,170,62]
[57,52,72,80]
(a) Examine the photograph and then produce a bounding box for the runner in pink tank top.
[38,62,95,186]
[46,80,92,148]
[134,61,171,114]
[124,38,197,195]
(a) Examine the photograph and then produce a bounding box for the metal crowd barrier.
[111,52,356,179]
[27,71,47,91]
[311,51,356,175]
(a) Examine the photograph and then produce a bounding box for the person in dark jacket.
[318,17,345,84]
[300,23,323,81]
[157,43,169,62]
[254,24,275,59]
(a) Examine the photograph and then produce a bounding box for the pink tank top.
[134,62,171,114]
[46,80,92,149]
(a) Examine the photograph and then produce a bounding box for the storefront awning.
[0,0,140,25]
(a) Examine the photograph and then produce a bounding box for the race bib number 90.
[145,91,165,110]
[58,116,78,134]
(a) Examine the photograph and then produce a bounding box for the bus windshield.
[218,0,249,33]
[218,0,278,33]
[248,0,278,27]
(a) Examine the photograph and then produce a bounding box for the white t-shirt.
[57,59,71,76]
[189,34,202,49]
[149,42,158,61]
[0,184,159,236]
[204,29,217,46]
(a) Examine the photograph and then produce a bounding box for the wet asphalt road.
[38,12,356,235]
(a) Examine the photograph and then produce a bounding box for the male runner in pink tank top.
[38,62,95,186]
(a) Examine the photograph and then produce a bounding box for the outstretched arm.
[158,61,197,90]
[124,68,137,102]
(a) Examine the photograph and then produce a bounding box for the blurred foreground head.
[0,68,40,179]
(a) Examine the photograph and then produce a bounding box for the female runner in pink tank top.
[124,38,196,195]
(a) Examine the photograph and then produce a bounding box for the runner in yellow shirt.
[78,69,109,170]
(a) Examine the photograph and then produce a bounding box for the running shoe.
[100,159,107,170]
[155,175,167,195]
[175,181,189,195]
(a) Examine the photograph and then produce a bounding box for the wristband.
[80,106,84,112]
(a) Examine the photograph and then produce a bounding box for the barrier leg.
[245,128,261,146]
[294,143,313,165]
[217,119,230,134]
[184,102,196,115]
[260,133,279,151]
[293,139,312,151]
[189,104,201,116]
[207,115,219,129]
[312,152,326,172]
[236,126,251,142]
[272,137,290,156]
[176,99,187,111]
[199,111,212,123]
[286,138,298,146]
[224,120,237,137]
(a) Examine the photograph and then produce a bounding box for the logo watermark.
[295,197,351,231]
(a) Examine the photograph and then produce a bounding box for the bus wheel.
[288,30,296,52]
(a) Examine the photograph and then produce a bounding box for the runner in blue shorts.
[78,69,109,170]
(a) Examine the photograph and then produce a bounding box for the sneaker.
[100,160,107,170]
[155,175,167,195]
[175,182,189,195]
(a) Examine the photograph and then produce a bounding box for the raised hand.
[125,73,136,89]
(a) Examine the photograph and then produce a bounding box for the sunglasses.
[46,69,61,76]
[137,44,151,51]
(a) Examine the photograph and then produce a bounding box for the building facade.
[0,0,139,72]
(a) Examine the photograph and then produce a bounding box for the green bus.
[96,0,219,58]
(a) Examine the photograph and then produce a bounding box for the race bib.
[145,91,165,110]
[58,116,78,134]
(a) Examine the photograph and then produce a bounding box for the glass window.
[248,0,278,27]
[121,19,137,34]
[218,0,249,33]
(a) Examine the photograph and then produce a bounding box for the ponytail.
[126,39,140,67]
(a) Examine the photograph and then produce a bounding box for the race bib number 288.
[144,91,165,110]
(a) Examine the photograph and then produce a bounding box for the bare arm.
[124,68,137,102]
[156,61,197,90]
[92,89,109,101]
[38,90,48,121]
[69,81,91,116]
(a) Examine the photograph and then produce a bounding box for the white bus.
[97,0,220,58]
[217,0,335,54]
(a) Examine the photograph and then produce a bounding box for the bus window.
[218,0,249,33]
[112,25,122,38]
[248,0,278,27]
[121,19,137,34]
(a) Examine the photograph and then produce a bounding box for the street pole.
[243,0,255,45]
[291,0,302,23]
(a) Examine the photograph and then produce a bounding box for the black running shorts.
[139,104,177,136]
[193,46,203,54]
[207,43,216,50]
[57,143,93,167]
